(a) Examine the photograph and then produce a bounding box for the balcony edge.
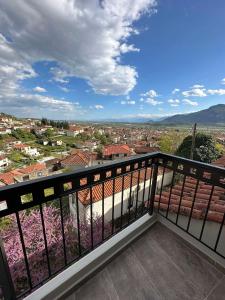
[158,215,225,273]
[24,214,157,300]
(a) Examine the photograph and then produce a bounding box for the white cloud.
[182,99,198,106]
[168,99,180,107]
[141,89,158,97]
[221,78,225,85]
[207,89,225,95]
[145,98,162,105]
[120,43,140,54]
[0,0,157,97]
[33,86,47,93]
[168,99,180,104]
[182,87,207,97]
[94,104,104,110]
[172,88,180,94]
[121,100,136,105]
[191,84,204,88]
[0,34,83,118]
[59,86,70,93]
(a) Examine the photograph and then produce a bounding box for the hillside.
[160,104,225,124]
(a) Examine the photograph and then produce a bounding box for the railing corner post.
[149,158,159,215]
[0,239,16,300]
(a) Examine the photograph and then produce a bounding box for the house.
[38,157,61,173]
[0,155,10,170]
[66,125,84,137]
[69,168,173,225]
[13,143,40,157]
[134,146,160,155]
[41,140,49,146]
[16,163,48,181]
[102,144,132,160]
[0,127,11,135]
[50,140,63,146]
[60,151,91,170]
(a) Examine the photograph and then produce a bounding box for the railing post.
[0,239,16,300]
[149,158,159,215]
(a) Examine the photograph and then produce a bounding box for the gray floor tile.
[147,223,224,297]
[206,275,225,300]
[64,222,224,300]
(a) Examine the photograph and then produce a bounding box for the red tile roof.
[134,146,160,154]
[78,168,152,206]
[61,152,90,167]
[13,143,28,149]
[154,176,225,223]
[103,144,131,156]
[0,163,46,185]
[213,156,225,168]
[0,173,15,185]
[19,163,46,174]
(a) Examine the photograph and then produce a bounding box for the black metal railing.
[0,153,157,300]
[156,153,225,260]
[0,152,225,299]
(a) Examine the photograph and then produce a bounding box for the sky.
[0,0,225,121]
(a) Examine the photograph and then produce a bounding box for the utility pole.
[190,123,197,160]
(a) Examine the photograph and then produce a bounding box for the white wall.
[69,170,173,225]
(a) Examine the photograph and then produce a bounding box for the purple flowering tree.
[0,205,111,296]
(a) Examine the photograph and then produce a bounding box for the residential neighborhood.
[0,113,225,188]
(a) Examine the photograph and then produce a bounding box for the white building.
[0,128,11,135]
[69,169,173,227]
[67,127,84,137]
[0,156,10,169]
[14,144,40,157]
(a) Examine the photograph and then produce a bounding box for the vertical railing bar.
[39,204,51,277]
[102,182,105,241]
[111,178,115,235]
[75,192,82,257]
[214,211,225,251]
[15,211,33,289]
[141,166,148,215]
[149,162,159,215]
[186,179,199,232]
[135,169,141,219]
[158,166,165,212]
[90,187,94,250]
[199,185,215,241]
[59,197,67,266]
[128,172,133,224]
[120,175,125,229]
[165,171,176,218]
[146,166,153,211]
[0,239,17,300]
[175,175,186,225]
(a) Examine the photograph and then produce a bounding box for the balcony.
[0,152,225,300]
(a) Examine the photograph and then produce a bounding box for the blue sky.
[0,0,225,120]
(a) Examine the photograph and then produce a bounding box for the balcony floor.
[65,222,225,300]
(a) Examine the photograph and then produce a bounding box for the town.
[0,112,225,187]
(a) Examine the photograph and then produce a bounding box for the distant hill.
[160,104,225,124]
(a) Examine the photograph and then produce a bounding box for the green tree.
[159,136,174,153]
[176,133,221,163]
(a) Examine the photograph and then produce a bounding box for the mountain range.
[160,104,225,124]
